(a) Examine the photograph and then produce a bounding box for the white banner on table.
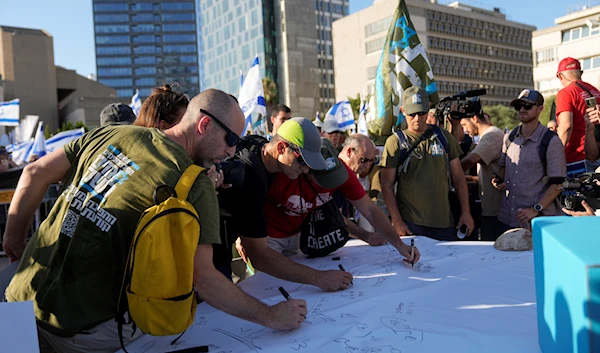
[120,237,540,353]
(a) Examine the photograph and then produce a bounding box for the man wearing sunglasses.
[491,89,566,233]
[3,89,308,352]
[218,118,358,292]
[380,86,474,241]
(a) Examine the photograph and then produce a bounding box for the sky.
[0,0,578,77]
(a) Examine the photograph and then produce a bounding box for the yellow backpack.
[117,164,204,347]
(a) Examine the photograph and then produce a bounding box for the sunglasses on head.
[408,111,428,117]
[513,103,535,111]
[199,109,240,147]
[287,144,307,166]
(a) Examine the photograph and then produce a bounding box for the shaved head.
[183,88,242,125]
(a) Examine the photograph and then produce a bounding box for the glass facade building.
[93,0,200,99]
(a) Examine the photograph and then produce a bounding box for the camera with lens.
[544,174,600,211]
[217,159,245,187]
[434,89,487,124]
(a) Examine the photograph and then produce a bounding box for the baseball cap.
[557,57,582,74]
[0,146,11,155]
[509,89,544,106]
[100,103,137,127]
[277,117,327,170]
[311,138,348,188]
[323,119,342,134]
[402,86,430,115]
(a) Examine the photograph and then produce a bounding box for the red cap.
[557,57,582,74]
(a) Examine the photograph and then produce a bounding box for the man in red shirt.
[555,57,600,175]
[265,139,418,262]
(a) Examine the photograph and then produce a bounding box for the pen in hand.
[278,286,292,300]
[338,264,353,285]
[410,239,415,268]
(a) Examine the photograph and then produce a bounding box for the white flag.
[239,56,267,136]
[32,122,47,158]
[324,100,356,132]
[0,99,20,126]
[46,128,85,153]
[130,89,141,116]
[6,140,33,165]
[357,94,369,136]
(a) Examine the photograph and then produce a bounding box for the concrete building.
[199,0,348,119]
[532,4,600,97]
[0,26,59,132]
[0,25,120,134]
[92,0,200,99]
[333,0,535,106]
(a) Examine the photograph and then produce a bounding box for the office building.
[92,0,200,99]
[333,0,535,106]
[533,4,600,97]
[0,25,120,133]
[199,0,348,119]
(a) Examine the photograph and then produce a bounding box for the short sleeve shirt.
[380,128,461,228]
[471,126,504,216]
[265,162,366,238]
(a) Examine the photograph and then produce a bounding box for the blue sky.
[0,1,573,77]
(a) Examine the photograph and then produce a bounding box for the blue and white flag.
[357,93,369,136]
[46,128,85,153]
[0,99,20,126]
[369,0,438,142]
[6,140,33,165]
[325,100,355,132]
[239,56,267,136]
[314,111,323,128]
[32,122,47,158]
[130,89,141,116]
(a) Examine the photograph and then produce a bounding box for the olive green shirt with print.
[380,128,461,228]
[6,125,220,337]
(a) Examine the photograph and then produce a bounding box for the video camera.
[543,174,600,211]
[434,89,486,124]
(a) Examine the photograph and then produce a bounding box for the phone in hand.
[586,96,598,109]
[492,173,504,184]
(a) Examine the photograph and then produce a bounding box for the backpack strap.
[505,126,519,151]
[538,129,557,172]
[175,165,205,201]
[236,135,270,196]
[429,125,450,155]
[394,130,410,167]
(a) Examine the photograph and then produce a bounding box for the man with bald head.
[3,89,306,352]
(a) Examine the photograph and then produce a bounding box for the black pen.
[410,239,415,268]
[279,286,292,300]
[338,264,353,285]
[170,346,209,353]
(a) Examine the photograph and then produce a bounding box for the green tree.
[262,77,279,114]
[539,95,556,126]
[484,105,519,131]
[348,94,361,117]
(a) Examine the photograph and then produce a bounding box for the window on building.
[95,14,129,23]
[130,3,153,11]
[163,34,196,42]
[97,46,131,55]
[134,67,157,75]
[163,24,196,32]
[131,13,154,22]
[116,89,133,97]
[96,35,130,44]
[94,3,128,12]
[98,57,132,66]
[161,2,194,11]
[99,78,133,87]
[161,13,195,21]
[98,67,132,76]
[132,24,154,33]
[133,56,157,65]
[365,36,386,54]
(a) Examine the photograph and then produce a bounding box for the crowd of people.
[1,57,599,352]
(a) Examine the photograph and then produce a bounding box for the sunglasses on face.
[408,111,428,117]
[287,144,307,166]
[199,109,240,147]
[351,148,375,164]
[513,103,535,111]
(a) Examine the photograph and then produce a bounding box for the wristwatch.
[533,203,544,213]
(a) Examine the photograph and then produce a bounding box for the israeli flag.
[130,89,141,116]
[0,99,20,126]
[6,140,33,165]
[32,122,47,158]
[239,56,267,136]
[46,128,85,153]
[357,94,369,136]
[325,100,356,132]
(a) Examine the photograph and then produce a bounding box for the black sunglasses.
[351,148,375,164]
[287,144,307,166]
[513,103,535,111]
[408,111,428,117]
[199,109,240,147]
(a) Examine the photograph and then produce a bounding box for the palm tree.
[262,77,279,114]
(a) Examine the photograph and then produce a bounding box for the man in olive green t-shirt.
[2,89,307,353]
[380,86,474,241]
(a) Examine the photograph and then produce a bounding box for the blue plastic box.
[533,216,600,353]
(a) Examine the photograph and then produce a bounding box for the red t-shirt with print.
[556,80,600,163]
[265,162,366,239]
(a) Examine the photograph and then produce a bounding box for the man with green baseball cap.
[217,117,357,291]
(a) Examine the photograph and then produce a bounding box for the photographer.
[460,113,505,240]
